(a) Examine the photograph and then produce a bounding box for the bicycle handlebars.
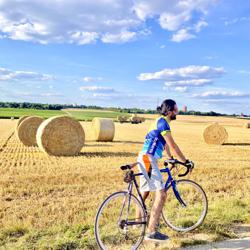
[120,164,131,170]
[164,159,194,177]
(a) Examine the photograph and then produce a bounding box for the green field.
[0,108,128,121]
[64,109,128,121]
[0,108,63,119]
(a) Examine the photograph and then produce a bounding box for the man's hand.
[185,159,194,169]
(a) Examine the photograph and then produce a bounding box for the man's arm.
[165,143,172,159]
[165,133,186,163]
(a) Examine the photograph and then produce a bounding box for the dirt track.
[181,237,250,250]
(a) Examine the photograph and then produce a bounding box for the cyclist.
[136,99,193,242]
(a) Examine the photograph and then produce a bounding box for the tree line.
[0,101,232,116]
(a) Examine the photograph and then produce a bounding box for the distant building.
[183,105,187,113]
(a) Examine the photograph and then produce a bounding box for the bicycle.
[95,159,208,250]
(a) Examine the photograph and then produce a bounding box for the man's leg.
[147,189,167,233]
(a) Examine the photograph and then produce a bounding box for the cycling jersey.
[140,116,171,159]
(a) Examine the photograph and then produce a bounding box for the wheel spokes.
[95,192,146,249]
[162,180,207,232]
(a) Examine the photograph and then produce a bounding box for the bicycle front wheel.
[162,179,208,232]
[95,191,147,250]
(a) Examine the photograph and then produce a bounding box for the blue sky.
[0,0,250,114]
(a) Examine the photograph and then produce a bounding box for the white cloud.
[70,31,99,45]
[204,55,217,60]
[101,30,137,43]
[138,65,225,81]
[159,12,191,31]
[40,92,62,97]
[0,67,54,81]
[238,70,250,74]
[139,65,224,93]
[171,29,196,42]
[93,93,113,98]
[0,0,141,44]
[170,19,208,42]
[8,90,63,98]
[174,86,188,92]
[133,0,215,23]
[224,17,250,26]
[0,0,217,44]
[90,92,153,101]
[193,90,250,99]
[79,86,115,93]
[165,79,213,87]
[203,99,243,104]
[194,20,208,32]
[82,76,103,82]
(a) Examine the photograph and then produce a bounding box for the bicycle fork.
[172,180,187,207]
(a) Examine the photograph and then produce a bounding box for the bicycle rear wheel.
[95,191,147,250]
[162,179,208,232]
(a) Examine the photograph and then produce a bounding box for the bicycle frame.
[127,166,187,214]
[116,177,148,229]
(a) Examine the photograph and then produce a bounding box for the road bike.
[95,159,208,250]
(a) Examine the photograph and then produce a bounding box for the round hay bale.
[117,115,129,123]
[17,116,44,146]
[36,116,85,156]
[92,118,115,142]
[203,123,228,145]
[16,115,30,129]
[244,122,250,129]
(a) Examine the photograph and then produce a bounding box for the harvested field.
[0,119,15,151]
[0,116,249,249]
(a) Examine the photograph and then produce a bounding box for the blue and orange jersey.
[140,115,171,159]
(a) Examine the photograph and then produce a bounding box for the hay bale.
[130,114,145,124]
[17,116,44,146]
[117,115,129,123]
[244,122,250,129]
[36,116,85,156]
[203,123,228,145]
[139,117,145,122]
[92,118,115,142]
[16,115,30,130]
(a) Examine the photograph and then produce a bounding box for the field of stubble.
[0,115,249,249]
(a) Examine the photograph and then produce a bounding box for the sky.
[0,0,250,114]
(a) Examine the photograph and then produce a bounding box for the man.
[136,99,193,242]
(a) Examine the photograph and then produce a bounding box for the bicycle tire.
[162,179,208,232]
[95,191,147,250]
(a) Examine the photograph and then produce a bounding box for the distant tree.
[0,101,235,116]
